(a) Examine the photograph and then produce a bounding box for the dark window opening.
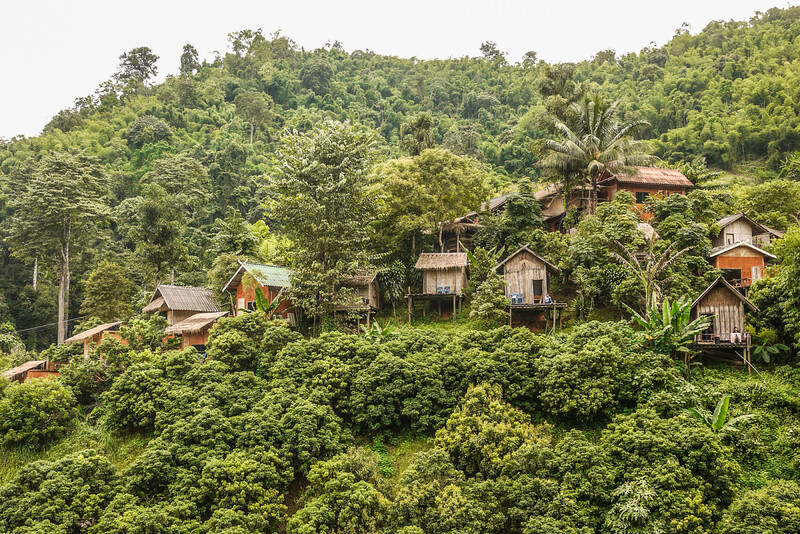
[635,191,650,203]
[721,269,742,284]
[532,279,544,299]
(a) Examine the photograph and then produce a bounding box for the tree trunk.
[170,268,175,284]
[32,257,38,291]
[250,120,254,145]
[589,176,598,215]
[439,224,444,252]
[57,219,71,344]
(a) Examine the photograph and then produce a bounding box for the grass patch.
[0,419,150,485]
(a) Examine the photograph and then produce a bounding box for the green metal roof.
[244,262,292,288]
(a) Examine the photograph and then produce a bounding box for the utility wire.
[12,315,89,335]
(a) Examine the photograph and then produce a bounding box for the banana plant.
[360,320,394,343]
[624,296,712,357]
[241,288,288,320]
[686,395,755,433]
[752,340,790,363]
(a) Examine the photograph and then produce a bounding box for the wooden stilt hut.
[407,252,468,322]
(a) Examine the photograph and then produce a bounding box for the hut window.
[725,233,735,245]
[721,269,741,284]
[635,192,649,203]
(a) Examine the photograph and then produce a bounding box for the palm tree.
[542,94,653,214]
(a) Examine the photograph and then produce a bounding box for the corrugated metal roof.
[244,262,292,288]
[602,166,693,188]
[710,241,776,259]
[64,321,123,344]
[146,285,221,313]
[415,253,469,270]
[222,261,293,293]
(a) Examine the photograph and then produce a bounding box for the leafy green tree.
[376,260,406,317]
[375,148,490,253]
[125,115,172,147]
[0,378,77,447]
[718,481,800,534]
[80,260,134,322]
[400,113,435,156]
[469,271,509,327]
[270,120,380,332]
[0,451,118,533]
[234,91,274,144]
[114,46,160,95]
[542,94,653,214]
[129,185,187,286]
[300,56,334,93]
[4,152,108,343]
[739,179,800,231]
[140,153,210,210]
[179,44,200,76]
[435,383,544,477]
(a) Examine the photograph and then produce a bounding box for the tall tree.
[400,113,435,156]
[270,120,380,332]
[5,153,108,343]
[375,148,490,253]
[129,185,187,287]
[114,46,159,96]
[542,94,653,214]
[179,44,200,76]
[234,91,274,144]
[80,260,134,322]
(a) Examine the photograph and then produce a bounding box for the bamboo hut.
[407,252,469,321]
[2,360,57,383]
[64,321,124,358]
[143,285,221,326]
[164,311,228,350]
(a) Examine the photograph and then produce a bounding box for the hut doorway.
[532,279,544,303]
[700,314,714,342]
[721,269,741,284]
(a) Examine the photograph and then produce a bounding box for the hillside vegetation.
[1,5,800,534]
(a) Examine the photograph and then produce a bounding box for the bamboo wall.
[693,287,745,341]
[502,251,548,303]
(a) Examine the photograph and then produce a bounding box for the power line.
[12,315,89,335]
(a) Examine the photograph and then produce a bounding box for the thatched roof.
[637,223,659,241]
[495,245,560,274]
[2,360,45,379]
[64,322,122,344]
[342,274,376,287]
[600,166,693,188]
[144,285,220,314]
[415,252,469,270]
[223,261,292,293]
[164,312,228,335]
[692,277,758,312]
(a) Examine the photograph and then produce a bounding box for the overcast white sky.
[0,0,794,139]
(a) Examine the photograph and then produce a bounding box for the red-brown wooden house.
[222,261,295,324]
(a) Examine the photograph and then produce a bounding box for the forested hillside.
[2,7,800,345]
[2,5,800,534]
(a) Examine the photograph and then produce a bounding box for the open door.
[532,279,544,302]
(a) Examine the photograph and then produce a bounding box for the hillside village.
[2,7,800,534]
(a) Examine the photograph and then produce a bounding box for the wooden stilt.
[366,310,371,329]
[407,294,412,325]
[452,295,457,323]
[509,306,512,327]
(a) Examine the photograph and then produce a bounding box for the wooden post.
[407,293,412,325]
[452,294,457,323]
[747,334,751,376]
[509,305,512,327]
[366,309,371,329]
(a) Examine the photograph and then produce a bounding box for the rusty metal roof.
[601,167,693,188]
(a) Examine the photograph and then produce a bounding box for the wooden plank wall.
[694,287,744,341]
[503,251,548,304]
[713,219,754,247]
[423,268,466,295]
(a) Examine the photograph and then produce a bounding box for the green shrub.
[0,379,77,447]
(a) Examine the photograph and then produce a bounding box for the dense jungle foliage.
[2,5,800,533]
[4,318,800,533]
